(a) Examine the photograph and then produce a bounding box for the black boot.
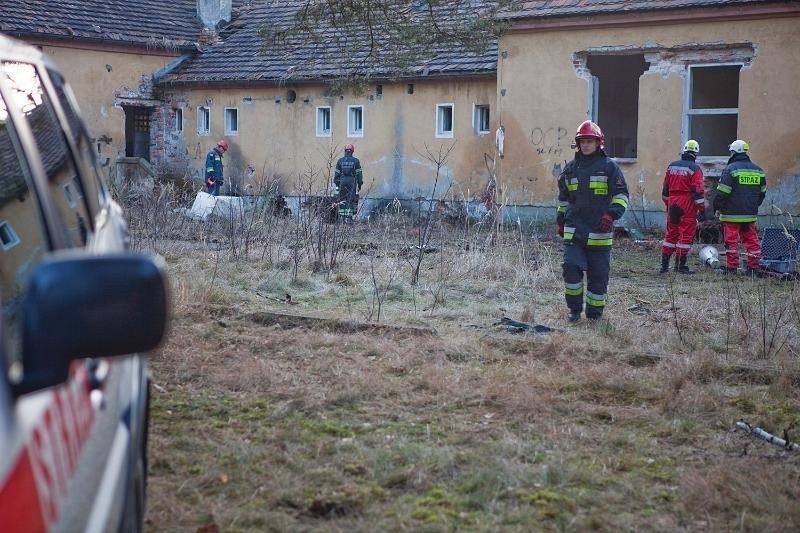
[660,253,671,273]
[675,255,695,274]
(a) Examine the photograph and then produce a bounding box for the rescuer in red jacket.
[660,140,705,274]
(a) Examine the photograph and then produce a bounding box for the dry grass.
[137,196,800,532]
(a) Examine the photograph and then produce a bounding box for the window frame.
[347,105,363,138]
[197,106,211,136]
[683,62,742,159]
[174,107,183,133]
[473,104,490,135]
[0,221,21,251]
[316,106,331,137]
[436,103,454,138]
[224,107,239,136]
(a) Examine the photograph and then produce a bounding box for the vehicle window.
[0,79,49,374]
[47,67,108,216]
[1,61,91,248]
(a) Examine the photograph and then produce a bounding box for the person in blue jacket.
[205,139,228,196]
[556,121,629,322]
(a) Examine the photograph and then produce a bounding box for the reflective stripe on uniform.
[717,183,732,194]
[587,231,613,246]
[563,226,576,241]
[612,193,628,209]
[585,291,607,308]
[564,281,583,296]
[719,214,758,223]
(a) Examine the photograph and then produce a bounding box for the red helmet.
[344,143,355,153]
[574,120,604,145]
[217,139,229,151]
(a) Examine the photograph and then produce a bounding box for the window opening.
[473,104,490,135]
[347,105,363,137]
[586,54,648,158]
[0,221,20,251]
[686,64,741,157]
[316,106,331,136]
[175,108,183,132]
[436,104,454,138]
[197,106,210,135]
[225,107,239,135]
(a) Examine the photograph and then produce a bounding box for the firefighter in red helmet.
[660,139,705,274]
[556,120,629,322]
[334,143,363,220]
[204,139,228,196]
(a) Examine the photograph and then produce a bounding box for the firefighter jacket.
[556,148,629,247]
[662,153,704,212]
[334,155,363,189]
[714,153,766,223]
[205,148,224,185]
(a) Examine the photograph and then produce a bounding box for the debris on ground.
[736,421,799,452]
[494,316,556,334]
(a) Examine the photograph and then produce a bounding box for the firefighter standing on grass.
[205,139,228,196]
[334,143,363,220]
[660,140,706,274]
[713,139,766,274]
[556,120,629,322]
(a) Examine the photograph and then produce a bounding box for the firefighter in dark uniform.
[205,139,228,196]
[334,143,363,220]
[556,120,629,322]
[713,139,766,274]
[660,139,706,273]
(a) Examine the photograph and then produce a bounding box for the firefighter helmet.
[573,120,604,150]
[344,143,355,153]
[683,139,700,153]
[217,139,229,151]
[728,139,749,153]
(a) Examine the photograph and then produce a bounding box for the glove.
[697,210,707,223]
[205,177,215,187]
[557,223,564,237]
[597,213,614,233]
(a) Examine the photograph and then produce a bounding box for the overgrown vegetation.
[126,178,800,532]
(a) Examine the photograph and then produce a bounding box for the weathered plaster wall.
[498,16,800,213]
[157,78,498,199]
[40,45,180,171]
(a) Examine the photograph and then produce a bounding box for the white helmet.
[699,246,720,268]
[728,139,749,154]
[683,139,700,153]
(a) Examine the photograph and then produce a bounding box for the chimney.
[197,0,232,29]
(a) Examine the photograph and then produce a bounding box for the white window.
[347,105,363,137]
[436,103,454,138]
[316,106,331,137]
[685,64,742,157]
[473,104,490,135]
[0,221,20,251]
[224,107,239,135]
[197,106,210,136]
[174,108,183,132]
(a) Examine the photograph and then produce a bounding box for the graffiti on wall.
[529,126,569,157]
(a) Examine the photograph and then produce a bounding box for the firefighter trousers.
[723,221,761,269]
[563,242,611,319]
[662,198,696,258]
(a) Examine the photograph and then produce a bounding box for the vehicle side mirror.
[11,253,169,396]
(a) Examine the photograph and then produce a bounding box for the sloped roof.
[499,0,799,20]
[0,0,205,51]
[159,0,498,85]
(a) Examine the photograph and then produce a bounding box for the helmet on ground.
[728,139,749,153]
[574,120,604,146]
[217,139,229,151]
[344,143,355,153]
[699,245,720,268]
[683,139,700,154]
